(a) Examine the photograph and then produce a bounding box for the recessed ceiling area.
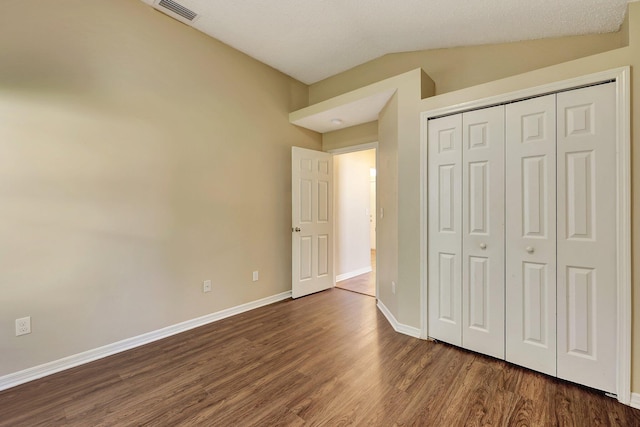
[141,0,631,84]
[289,89,396,133]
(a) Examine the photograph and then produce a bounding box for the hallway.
[336,250,375,297]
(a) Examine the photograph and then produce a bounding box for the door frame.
[419,67,631,404]
[328,142,379,298]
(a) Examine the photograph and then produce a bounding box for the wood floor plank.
[335,250,376,297]
[1,288,639,426]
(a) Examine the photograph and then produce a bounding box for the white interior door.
[556,83,617,393]
[505,94,557,376]
[292,147,333,299]
[428,114,463,346]
[461,106,505,359]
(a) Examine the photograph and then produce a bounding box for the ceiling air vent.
[156,0,198,22]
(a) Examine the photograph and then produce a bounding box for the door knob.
[526,246,534,253]
[479,243,487,250]
[293,227,301,232]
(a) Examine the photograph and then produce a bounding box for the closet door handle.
[526,246,535,254]
[479,243,487,250]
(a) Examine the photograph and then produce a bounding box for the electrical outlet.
[203,280,212,293]
[391,281,396,295]
[252,271,259,282]
[16,317,31,336]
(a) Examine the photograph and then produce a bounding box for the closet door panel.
[557,83,617,393]
[461,106,505,359]
[505,94,557,376]
[428,114,463,346]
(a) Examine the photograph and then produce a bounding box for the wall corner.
[421,69,436,99]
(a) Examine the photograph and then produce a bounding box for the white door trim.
[419,66,631,404]
[327,141,379,155]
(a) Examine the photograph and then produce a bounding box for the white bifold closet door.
[505,94,557,376]
[556,83,617,393]
[428,114,463,347]
[461,106,505,359]
[428,106,505,359]
[428,82,618,393]
[505,83,617,393]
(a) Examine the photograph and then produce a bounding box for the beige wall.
[310,30,627,104]
[0,0,320,376]
[313,2,640,394]
[323,121,378,152]
[376,93,399,315]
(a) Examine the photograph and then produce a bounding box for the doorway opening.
[333,147,376,297]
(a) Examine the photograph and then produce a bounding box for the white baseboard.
[629,393,640,409]
[336,266,372,282]
[0,291,292,392]
[376,300,421,338]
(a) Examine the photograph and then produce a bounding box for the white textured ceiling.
[142,0,630,84]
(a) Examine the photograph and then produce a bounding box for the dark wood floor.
[335,272,375,297]
[1,289,639,426]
